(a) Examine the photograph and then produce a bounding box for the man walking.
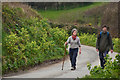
[96,25,113,69]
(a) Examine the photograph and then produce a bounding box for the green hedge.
[2,5,68,74]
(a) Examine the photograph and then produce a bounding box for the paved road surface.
[3,45,118,78]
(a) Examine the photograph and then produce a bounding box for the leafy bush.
[112,38,120,53]
[2,4,68,74]
[85,54,120,78]
[79,33,97,47]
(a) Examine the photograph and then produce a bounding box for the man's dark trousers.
[99,51,109,69]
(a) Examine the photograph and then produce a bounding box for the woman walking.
[65,28,81,70]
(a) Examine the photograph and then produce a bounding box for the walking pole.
[62,44,67,70]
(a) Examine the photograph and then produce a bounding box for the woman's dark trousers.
[69,48,78,68]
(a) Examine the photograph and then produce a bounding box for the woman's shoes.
[71,67,76,70]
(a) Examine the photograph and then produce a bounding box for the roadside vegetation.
[2,3,68,74]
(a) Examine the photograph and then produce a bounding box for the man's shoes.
[101,66,104,69]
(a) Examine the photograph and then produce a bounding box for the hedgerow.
[2,5,68,74]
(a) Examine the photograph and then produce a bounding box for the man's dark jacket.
[96,31,113,53]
